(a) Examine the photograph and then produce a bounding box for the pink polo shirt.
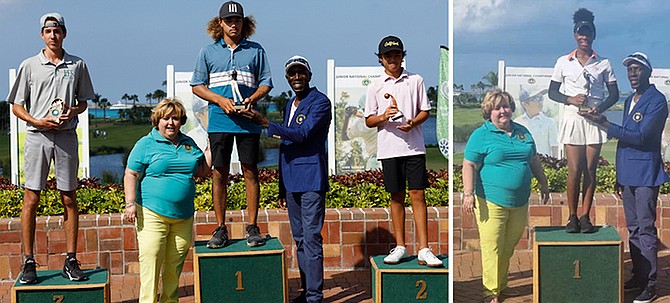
[364,70,431,160]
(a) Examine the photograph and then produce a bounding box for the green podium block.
[370,255,448,303]
[11,269,110,303]
[193,237,287,303]
[533,226,622,303]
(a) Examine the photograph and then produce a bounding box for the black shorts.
[209,133,261,167]
[381,154,429,193]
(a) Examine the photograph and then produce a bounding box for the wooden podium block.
[11,269,110,303]
[193,237,287,303]
[533,226,622,303]
[370,255,448,303]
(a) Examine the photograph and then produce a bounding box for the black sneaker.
[19,258,38,284]
[566,214,579,233]
[207,225,229,249]
[579,214,595,233]
[634,286,657,303]
[624,278,645,292]
[62,257,88,281]
[246,224,265,247]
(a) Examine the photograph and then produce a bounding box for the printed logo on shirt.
[184,144,193,152]
[296,114,306,125]
[517,133,527,141]
[61,70,74,80]
[632,112,643,123]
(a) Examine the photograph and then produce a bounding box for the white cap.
[622,52,652,72]
[284,55,311,74]
[39,12,65,29]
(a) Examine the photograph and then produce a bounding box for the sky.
[454,0,670,93]
[0,0,447,104]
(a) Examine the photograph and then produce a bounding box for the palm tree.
[100,98,110,121]
[152,89,166,104]
[145,93,153,107]
[121,93,131,107]
[481,71,498,90]
[130,94,139,107]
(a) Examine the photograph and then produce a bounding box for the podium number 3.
[573,260,582,279]
[416,280,428,299]
[235,271,245,291]
[53,295,64,303]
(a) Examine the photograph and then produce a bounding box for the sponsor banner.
[437,46,449,159]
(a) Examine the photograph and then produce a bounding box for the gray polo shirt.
[7,49,95,131]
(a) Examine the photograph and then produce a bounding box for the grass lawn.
[426,146,448,171]
[90,120,153,155]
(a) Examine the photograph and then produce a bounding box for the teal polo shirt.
[464,120,537,208]
[127,129,204,219]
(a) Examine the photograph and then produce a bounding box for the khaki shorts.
[24,130,79,191]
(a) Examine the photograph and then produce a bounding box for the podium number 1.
[573,260,581,279]
[53,295,64,303]
[415,280,428,299]
[235,271,245,291]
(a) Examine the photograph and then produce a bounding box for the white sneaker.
[383,246,408,264]
[418,247,443,267]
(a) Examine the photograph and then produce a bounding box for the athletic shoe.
[418,247,443,267]
[565,214,579,233]
[207,225,229,249]
[383,246,408,264]
[624,278,645,292]
[634,286,657,303]
[62,257,88,281]
[580,214,595,233]
[246,224,266,247]
[19,258,38,284]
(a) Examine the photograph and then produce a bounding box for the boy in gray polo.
[7,12,95,283]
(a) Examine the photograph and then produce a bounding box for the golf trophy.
[230,68,247,111]
[580,70,602,112]
[49,98,65,123]
[384,93,404,121]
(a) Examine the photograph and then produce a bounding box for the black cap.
[378,36,404,55]
[574,21,596,38]
[220,1,244,19]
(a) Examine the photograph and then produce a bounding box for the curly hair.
[151,98,187,127]
[481,89,515,120]
[206,16,256,42]
[573,8,594,23]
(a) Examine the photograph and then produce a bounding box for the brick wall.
[0,207,448,280]
[453,193,670,252]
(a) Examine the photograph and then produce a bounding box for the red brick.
[47,229,66,242]
[100,239,122,251]
[341,232,363,245]
[364,221,379,244]
[76,231,85,252]
[427,221,439,243]
[323,256,341,269]
[324,209,339,221]
[341,245,355,268]
[342,221,364,233]
[123,227,137,250]
[48,241,67,254]
[551,206,563,226]
[85,228,98,252]
[110,252,123,274]
[320,225,329,243]
[328,222,340,244]
[99,227,121,240]
[195,223,218,236]
[0,231,21,243]
[530,205,551,216]
[366,244,390,258]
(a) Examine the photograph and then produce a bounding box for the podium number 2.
[53,295,64,303]
[416,280,428,300]
[235,271,245,291]
[573,260,581,279]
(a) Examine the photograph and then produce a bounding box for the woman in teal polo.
[124,98,211,303]
[462,89,549,303]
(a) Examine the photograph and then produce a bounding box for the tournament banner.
[437,46,449,159]
[167,66,241,174]
[8,69,90,185]
[330,65,385,175]
[501,64,562,158]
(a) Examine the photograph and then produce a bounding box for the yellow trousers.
[474,198,528,297]
[136,206,193,303]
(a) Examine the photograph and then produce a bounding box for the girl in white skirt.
[548,8,619,233]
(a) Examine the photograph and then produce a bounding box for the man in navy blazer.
[241,55,331,303]
[583,52,668,303]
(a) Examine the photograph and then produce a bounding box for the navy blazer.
[267,87,332,193]
[607,84,670,187]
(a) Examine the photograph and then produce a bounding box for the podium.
[370,255,448,303]
[11,268,110,303]
[533,226,622,303]
[193,237,287,303]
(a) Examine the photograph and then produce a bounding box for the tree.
[130,94,139,107]
[481,71,498,90]
[152,89,166,104]
[427,85,438,104]
[121,93,131,107]
[100,98,110,121]
[145,93,153,107]
[272,90,293,118]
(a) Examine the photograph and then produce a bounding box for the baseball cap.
[623,52,652,71]
[219,1,244,19]
[39,12,65,29]
[285,55,311,74]
[378,36,404,55]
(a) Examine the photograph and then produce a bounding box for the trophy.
[49,98,65,123]
[230,68,247,111]
[579,70,602,112]
[384,93,404,121]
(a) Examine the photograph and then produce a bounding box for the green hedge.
[0,169,448,218]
